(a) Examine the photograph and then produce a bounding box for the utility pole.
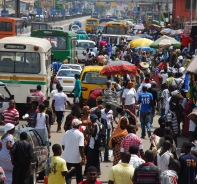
[15,0,20,17]
[190,0,193,25]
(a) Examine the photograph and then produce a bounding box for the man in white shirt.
[50,83,60,98]
[119,145,145,169]
[101,105,113,162]
[161,68,168,85]
[52,86,72,132]
[60,119,84,184]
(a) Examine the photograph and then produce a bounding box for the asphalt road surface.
[18,96,188,184]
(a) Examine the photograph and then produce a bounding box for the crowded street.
[1,0,197,184]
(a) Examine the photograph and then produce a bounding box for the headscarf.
[154,67,159,74]
[109,116,129,148]
[4,123,15,133]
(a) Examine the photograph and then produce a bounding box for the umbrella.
[170,29,183,36]
[130,38,153,48]
[126,36,140,41]
[135,46,155,52]
[136,34,153,40]
[160,28,173,34]
[100,60,137,75]
[134,24,144,30]
[150,35,181,48]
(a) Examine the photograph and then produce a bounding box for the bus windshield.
[82,72,107,84]
[87,20,98,25]
[32,24,48,31]
[0,22,12,31]
[0,52,40,74]
[39,36,66,50]
[105,26,126,35]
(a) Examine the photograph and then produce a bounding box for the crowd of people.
[1,31,197,184]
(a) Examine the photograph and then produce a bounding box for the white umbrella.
[159,39,172,47]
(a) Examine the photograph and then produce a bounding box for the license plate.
[63,80,73,83]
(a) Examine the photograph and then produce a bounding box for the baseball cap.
[72,119,82,126]
[90,114,98,121]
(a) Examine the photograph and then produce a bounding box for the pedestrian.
[150,68,162,88]
[120,124,144,158]
[138,86,154,138]
[79,166,102,184]
[160,159,180,184]
[0,123,15,184]
[52,86,72,132]
[50,83,60,98]
[46,144,68,184]
[84,114,102,175]
[2,100,19,125]
[33,104,51,143]
[178,142,197,184]
[154,140,173,173]
[132,150,161,184]
[43,100,54,128]
[26,101,38,127]
[153,117,166,137]
[32,85,45,104]
[122,80,137,115]
[161,67,168,85]
[10,132,34,184]
[60,119,84,184]
[160,83,170,117]
[109,117,129,165]
[71,74,82,105]
[86,88,103,108]
[108,152,134,184]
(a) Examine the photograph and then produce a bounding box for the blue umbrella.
[135,46,154,52]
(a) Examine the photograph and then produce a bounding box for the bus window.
[0,52,40,74]
[0,22,12,32]
[32,24,40,31]
[40,25,47,29]
[87,20,97,25]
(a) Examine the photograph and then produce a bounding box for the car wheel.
[29,168,37,184]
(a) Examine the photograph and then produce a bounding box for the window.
[57,70,80,77]
[78,42,94,49]
[185,0,197,9]
[29,130,42,146]
[40,36,66,50]
[71,38,76,50]
[82,72,108,84]
[87,20,98,25]
[0,22,12,32]
[105,26,127,35]
[0,86,10,101]
[0,52,40,74]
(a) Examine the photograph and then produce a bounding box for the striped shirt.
[166,110,178,135]
[133,162,161,184]
[3,108,19,125]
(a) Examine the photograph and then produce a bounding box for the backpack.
[94,122,106,151]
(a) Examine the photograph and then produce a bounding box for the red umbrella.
[100,60,137,75]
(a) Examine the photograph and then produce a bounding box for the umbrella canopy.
[170,29,183,36]
[130,38,153,48]
[127,35,140,41]
[135,46,155,52]
[100,60,137,75]
[160,28,173,34]
[134,24,144,30]
[136,34,153,40]
[150,35,181,48]
[186,56,197,74]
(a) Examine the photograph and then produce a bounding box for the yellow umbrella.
[129,38,153,48]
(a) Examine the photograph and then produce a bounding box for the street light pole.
[190,0,193,25]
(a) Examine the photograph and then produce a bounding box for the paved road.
[25,96,188,184]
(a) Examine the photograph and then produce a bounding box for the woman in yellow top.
[109,116,129,165]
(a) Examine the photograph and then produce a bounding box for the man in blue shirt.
[138,86,154,139]
[72,74,82,106]
[178,142,197,184]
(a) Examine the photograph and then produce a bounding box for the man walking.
[138,86,154,138]
[2,100,19,125]
[32,85,45,104]
[52,86,72,132]
[10,132,34,184]
[60,119,84,184]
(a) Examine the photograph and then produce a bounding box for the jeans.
[104,128,111,161]
[150,112,154,125]
[66,162,83,184]
[139,111,151,137]
[85,147,100,174]
[160,108,165,117]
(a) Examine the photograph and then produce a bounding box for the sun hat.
[4,123,15,133]
[140,62,149,68]
[72,119,82,126]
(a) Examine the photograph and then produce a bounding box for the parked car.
[59,64,82,72]
[76,40,95,62]
[0,125,50,184]
[53,69,81,92]
[71,25,80,33]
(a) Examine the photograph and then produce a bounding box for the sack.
[95,122,106,151]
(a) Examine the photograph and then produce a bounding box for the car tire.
[38,170,45,180]
[29,168,37,184]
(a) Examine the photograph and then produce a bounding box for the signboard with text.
[183,25,192,38]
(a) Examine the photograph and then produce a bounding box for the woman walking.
[0,123,15,184]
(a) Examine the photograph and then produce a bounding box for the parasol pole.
[190,0,193,25]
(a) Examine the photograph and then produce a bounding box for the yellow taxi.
[85,18,99,33]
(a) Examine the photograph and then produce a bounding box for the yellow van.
[85,18,99,33]
[80,66,109,102]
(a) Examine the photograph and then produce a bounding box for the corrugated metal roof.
[186,57,197,74]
